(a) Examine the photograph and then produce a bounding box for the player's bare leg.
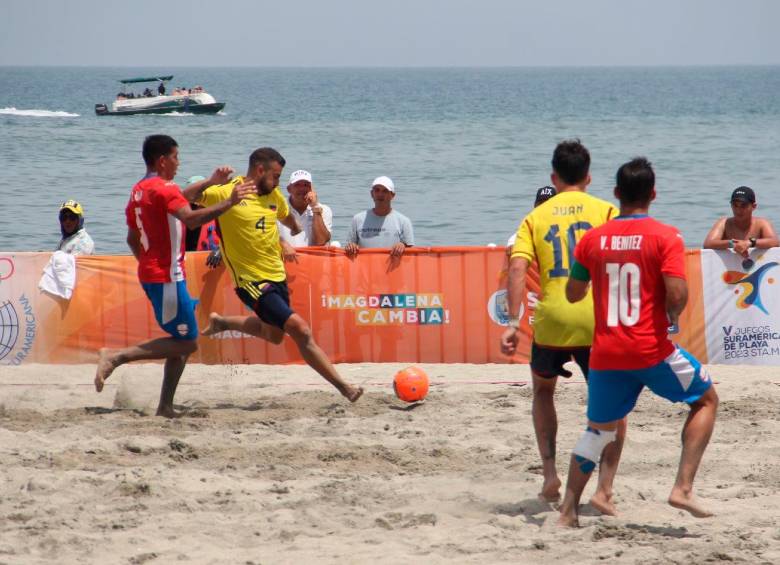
[532,373,561,501]
[157,354,189,418]
[284,314,363,402]
[558,421,618,527]
[590,416,627,516]
[557,454,591,527]
[202,312,282,344]
[668,386,718,517]
[94,338,197,394]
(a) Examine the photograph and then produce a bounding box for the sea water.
[1,66,779,253]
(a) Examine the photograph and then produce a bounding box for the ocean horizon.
[2,65,779,253]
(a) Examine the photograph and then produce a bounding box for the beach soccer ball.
[393,366,429,403]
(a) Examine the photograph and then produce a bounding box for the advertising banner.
[2,247,749,366]
[0,248,541,366]
[700,248,780,364]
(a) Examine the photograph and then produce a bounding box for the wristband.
[728,239,735,249]
[507,317,521,329]
[749,237,757,248]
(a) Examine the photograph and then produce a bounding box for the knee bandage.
[572,427,617,474]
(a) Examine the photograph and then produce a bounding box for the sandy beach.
[0,362,778,564]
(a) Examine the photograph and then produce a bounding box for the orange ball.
[393,366,429,403]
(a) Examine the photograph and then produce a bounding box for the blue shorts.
[587,346,712,423]
[142,280,198,340]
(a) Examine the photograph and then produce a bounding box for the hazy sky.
[2,0,779,67]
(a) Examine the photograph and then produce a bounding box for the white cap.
[371,175,395,193]
[289,170,312,185]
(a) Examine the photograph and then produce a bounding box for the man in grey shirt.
[345,176,414,259]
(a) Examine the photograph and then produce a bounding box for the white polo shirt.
[278,200,333,247]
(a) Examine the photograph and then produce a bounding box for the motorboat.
[95,75,225,116]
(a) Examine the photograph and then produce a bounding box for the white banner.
[701,248,780,364]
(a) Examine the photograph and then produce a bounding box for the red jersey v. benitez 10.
[572,214,687,370]
[125,174,190,283]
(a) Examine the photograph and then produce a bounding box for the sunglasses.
[60,212,79,221]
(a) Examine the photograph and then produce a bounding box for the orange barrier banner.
[0,248,708,366]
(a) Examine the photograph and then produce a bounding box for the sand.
[0,362,778,564]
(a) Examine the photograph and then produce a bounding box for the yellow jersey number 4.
[255,216,266,231]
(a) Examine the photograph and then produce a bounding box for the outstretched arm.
[181,166,234,202]
[173,181,253,230]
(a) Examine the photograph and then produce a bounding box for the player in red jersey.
[94,135,254,417]
[558,157,719,527]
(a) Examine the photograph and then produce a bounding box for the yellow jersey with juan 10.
[198,177,290,288]
[511,190,617,348]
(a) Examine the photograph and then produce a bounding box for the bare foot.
[539,476,562,502]
[94,348,116,393]
[156,406,183,419]
[556,512,579,528]
[345,386,364,403]
[201,312,226,337]
[668,490,713,518]
[590,490,618,516]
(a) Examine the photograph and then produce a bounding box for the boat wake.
[0,107,80,118]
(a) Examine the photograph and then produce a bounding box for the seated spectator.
[345,176,413,259]
[278,169,333,250]
[57,200,94,255]
[703,186,779,257]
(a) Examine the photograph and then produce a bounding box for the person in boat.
[57,200,94,256]
[158,82,166,96]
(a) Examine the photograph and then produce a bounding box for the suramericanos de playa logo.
[722,261,779,314]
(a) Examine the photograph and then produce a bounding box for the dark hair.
[142,135,178,167]
[551,139,590,185]
[615,157,655,205]
[249,147,286,170]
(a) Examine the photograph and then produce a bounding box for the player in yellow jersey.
[184,148,363,403]
[500,140,626,512]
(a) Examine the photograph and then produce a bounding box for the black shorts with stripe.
[235,280,294,330]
